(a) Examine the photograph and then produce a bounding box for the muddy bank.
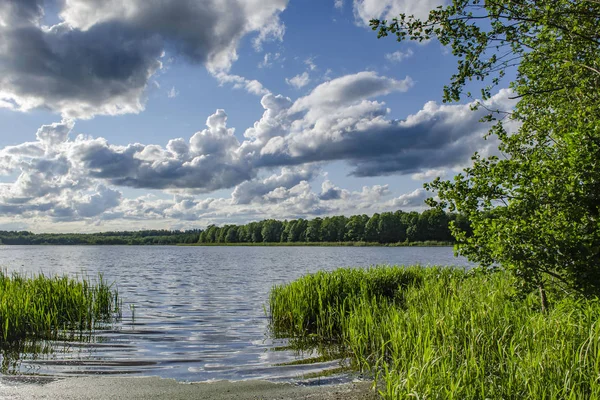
[0,377,378,400]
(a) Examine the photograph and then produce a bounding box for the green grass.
[181,241,453,247]
[0,271,121,343]
[269,266,600,399]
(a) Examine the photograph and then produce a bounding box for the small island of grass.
[0,271,121,343]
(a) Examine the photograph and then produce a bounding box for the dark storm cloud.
[0,22,162,118]
[102,161,254,192]
[291,115,495,177]
[255,87,514,177]
[0,201,53,215]
[0,0,44,25]
[61,0,247,64]
[0,0,287,118]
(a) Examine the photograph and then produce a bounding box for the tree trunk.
[539,281,548,312]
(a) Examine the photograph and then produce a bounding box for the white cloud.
[386,188,431,208]
[74,185,122,218]
[385,48,414,63]
[353,0,446,26]
[168,87,179,99]
[214,73,270,96]
[231,165,320,205]
[304,57,317,71]
[17,172,394,230]
[0,77,516,229]
[319,180,347,201]
[286,72,311,89]
[258,52,282,68]
[0,78,513,198]
[289,71,413,115]
[335,0,344,10]
[411,169,446,180]
[252,13,286,52]
[36,119,75,147]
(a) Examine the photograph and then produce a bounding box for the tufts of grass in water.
[0,271,121,344]
[269,266,423,342]
[269,266,600,399]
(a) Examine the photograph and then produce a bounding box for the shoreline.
[0,376,378,400]
[179,241,453,247]
[0,241,453,247]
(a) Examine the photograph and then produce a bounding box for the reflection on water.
[2,340,53,376]
[0,245,471,381]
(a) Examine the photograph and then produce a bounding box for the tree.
[204,225,218,243]
[217,226,228,243]
[401,212,420,242]
[378,212,401,243]
[372,0,600,307]
[364,213,381,242]
[290,219,308,242]
[248,222,263,243]
[345,215,369,241]
[261,219,284,243]
[393,211,408,242]
[281,220,294,242]
[237,225,250,242]
[332,215,349,241]
[321,216,347,242]
[305,218,322,242]
[320,217,335,242]
[420,209,451,242]
[225,226,239,243]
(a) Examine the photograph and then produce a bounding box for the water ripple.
[0,245,471,381]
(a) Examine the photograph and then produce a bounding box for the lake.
[0,245,471,382]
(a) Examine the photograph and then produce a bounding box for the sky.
[0,0,514,233]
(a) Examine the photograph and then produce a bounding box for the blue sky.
[0,0,513,232]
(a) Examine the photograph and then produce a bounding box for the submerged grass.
[0,271,121,344]
[269,266,600,399]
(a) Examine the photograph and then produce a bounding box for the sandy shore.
[0,377,379,400]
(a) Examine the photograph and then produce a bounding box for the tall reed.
[0,271,121,343]
[269,266,600,399]
[270,266,423,340]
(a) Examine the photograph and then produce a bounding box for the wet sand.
[0,377,379,400]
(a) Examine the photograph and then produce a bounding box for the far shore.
[0,241,453,247]
[179,241,453,247]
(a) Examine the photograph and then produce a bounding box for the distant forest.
[0,209,469,245]
[198,209,469,244]
[0,230,201,245]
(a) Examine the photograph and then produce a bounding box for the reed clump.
[269,266,600,399]
[0,271,121,343]
[270,266,423,340]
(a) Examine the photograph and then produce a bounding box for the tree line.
[0,209,467,246]
[0,230,201,245]
[198,209,469,244]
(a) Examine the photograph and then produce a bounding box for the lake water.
[0,245,471,382]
